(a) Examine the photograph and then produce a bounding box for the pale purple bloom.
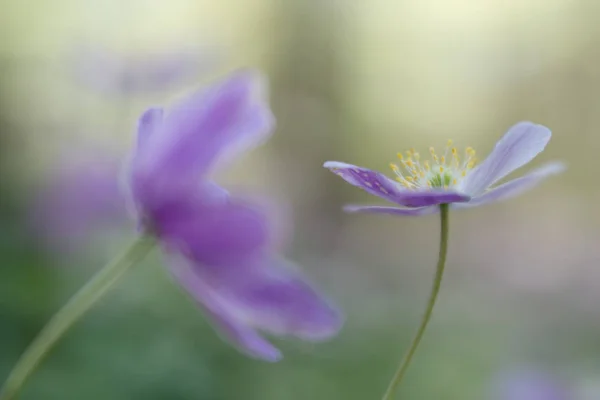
[325,122,565,215]
[492,370,570,400]
[71,45,216,95]
[30,154,128,252]
[128,70,341,361]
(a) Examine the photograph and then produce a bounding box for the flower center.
[389,140,477,190]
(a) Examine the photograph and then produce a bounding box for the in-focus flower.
[492,369,570,400]
[71,45,216,95]
[128,70,341,361]
[30,154,128,253]
[324,122,565,215]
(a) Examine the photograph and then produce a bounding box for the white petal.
[454,162,565,209]
[461,122,552,195]
[343,205,438,216]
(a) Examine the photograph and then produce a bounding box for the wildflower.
[129,70,341,361]
[493,369,570,400]
[29,153,127,253]
[325,122,565,215]
[324,122,564,400]
[0,70,341,400]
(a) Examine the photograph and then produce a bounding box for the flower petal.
[136,69,273,182]
[343,204,438,216]
[155,193,270,268]
[218,257,343,341]
[135,107,163,151]
[30,154,128,252]
[460,122,552,195]
[324,161,470,207]
[493,369,570,400]
[324,161,401,201]
[169,259,282,361]
[168,255,341,359]
[454,162,565,209]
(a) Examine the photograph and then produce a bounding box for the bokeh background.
[1,0,599,399]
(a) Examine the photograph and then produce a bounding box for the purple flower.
[71,45,216,95]
[128,70,342,361]
[325,122,565,215]
[30,154,128,253]
[492,369,570,400]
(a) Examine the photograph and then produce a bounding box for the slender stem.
[381,203,450,400]
[0,235,155,400]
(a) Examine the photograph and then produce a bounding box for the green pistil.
[428,172,453,188]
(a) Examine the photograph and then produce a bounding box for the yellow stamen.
[390,141,477,190]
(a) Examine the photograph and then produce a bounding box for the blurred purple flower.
[493,370,570,400]
[128,70,342,361]
[30,155,128,253]
[324,122,565,215]
[71,45,216,95]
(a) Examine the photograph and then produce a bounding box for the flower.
[30,153,128,253]
[492,369,570,400]
[128,70,342,361]
[324,122,565,215]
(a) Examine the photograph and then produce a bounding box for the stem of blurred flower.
[0,235,155,400]
[381,203,450,400]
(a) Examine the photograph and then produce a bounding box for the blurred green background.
[1,0,600,399]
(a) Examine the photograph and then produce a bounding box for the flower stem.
[381,203,450,400]
[0,235,155,400]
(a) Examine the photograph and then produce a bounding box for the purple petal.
[455,162,565,209]
[136,107,163,151]
[493,369,570,400]
[324,161,470,207]
[155,193,270,268]
[343,205,439,216]
[216,257,342,341]
[168,255,341,360]
[130,107,166,206]
[170,260,282,361]
[175,253,342,339]
[30,155,128,252]
[135,70,273,184]
[461,122,552,195]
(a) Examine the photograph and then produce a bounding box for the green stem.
[381,203,450,400]
[0,235,155,400]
